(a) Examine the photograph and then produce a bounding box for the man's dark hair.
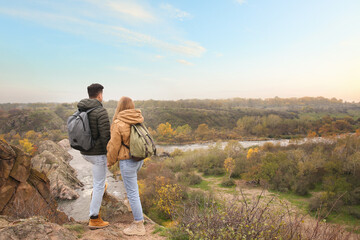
[87,83,104,98]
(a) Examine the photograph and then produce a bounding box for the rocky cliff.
[31,140,83,200]
[0,140,69,224]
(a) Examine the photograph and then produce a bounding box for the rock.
[1,182,49,218]
[0,178,17,212]
[0,158,14,184]
[0,216,76,240]
[0,140,16,160]
[0,140,70,224]
[58,139,71,151]
[54,180,79,200]
[9,145,31,183]
[99,191,130,222]
[31,142,83,200]
[38,140,72,162]
[27,169,51,203]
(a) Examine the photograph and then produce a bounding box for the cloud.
[160,3,191,21]
[106,1,155,22]
[155,55,165,59]
[177,59,193,66]
[0,6,206,57]
[236,0,246,5]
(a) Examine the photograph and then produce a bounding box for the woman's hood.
[117,109,144,124]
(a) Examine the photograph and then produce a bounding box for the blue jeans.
[120,159,144,221]
[82,154,107,217]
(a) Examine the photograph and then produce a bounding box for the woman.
[107,96,146,236]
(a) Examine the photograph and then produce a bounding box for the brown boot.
[88,215,109,230]
[123,220,146,236]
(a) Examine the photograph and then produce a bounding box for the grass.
[270,190,360,234]
[63,224,85,238]
[269,190,311,213]
[191,179,211,191]
[325,207,360,233]
[152,225,170,237]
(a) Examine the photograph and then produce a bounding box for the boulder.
[0,216,76,240]
[31,141,83,200]
[0,140,70,224]
[38,140,72,162]
[27,169,51,203]
[99,191,130,222]
[0,158,14,184]
[9,145,31,183]
[0,178,17,212]
[58,139,71,151]
[0,140,16,160]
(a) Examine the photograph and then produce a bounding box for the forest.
[1,97,360,149]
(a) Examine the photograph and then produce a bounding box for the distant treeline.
[1,97,360,144]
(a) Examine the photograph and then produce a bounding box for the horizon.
[1,95,359,105]
[1,0,360,103]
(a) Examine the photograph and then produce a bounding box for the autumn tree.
[175,124,192,142]
[156,122,175,142]
[195,123,211,140]
[224,157,235,179]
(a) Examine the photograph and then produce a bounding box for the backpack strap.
[78,106,101,113]
[140,123,157,156]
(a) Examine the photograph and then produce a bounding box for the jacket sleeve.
[97,108,111,151]
[107,124,122,166]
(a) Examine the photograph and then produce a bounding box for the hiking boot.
[123,220,146,236]
[88,215,109,230]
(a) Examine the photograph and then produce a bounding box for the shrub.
[220,178,235,187]
[177,172,202,186]
[172,191,353,240]
[203,167,225,176]
[347,206,360,219]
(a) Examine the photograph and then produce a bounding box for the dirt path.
[190,175,359,240]
[68,213,166,240]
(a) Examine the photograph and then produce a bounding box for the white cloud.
[107,1,155,22]
[177,59,193,66]
[160,3,191,21]
[236,0,246,5]
[0,7,206,57]
[155,55,165,59]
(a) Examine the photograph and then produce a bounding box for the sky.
[0,0,359,103]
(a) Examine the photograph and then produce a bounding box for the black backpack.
[67,107,99,151]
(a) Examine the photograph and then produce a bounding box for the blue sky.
[0,0,359,103]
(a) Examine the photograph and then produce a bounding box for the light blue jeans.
[81,154,107,217]
[120,159,144,221]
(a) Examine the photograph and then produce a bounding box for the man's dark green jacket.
[77,98,110,155]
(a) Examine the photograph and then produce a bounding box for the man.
[77,83,110,229]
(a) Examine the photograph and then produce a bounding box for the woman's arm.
[107,123,122,167]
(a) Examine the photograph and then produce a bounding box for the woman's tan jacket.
[106,109,144,166]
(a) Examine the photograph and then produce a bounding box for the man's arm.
[97,108,111,150]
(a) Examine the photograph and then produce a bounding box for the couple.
[77,83,146,236]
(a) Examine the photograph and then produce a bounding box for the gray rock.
[31,141,83,200]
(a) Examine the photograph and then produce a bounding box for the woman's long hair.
[112,96,135,122]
